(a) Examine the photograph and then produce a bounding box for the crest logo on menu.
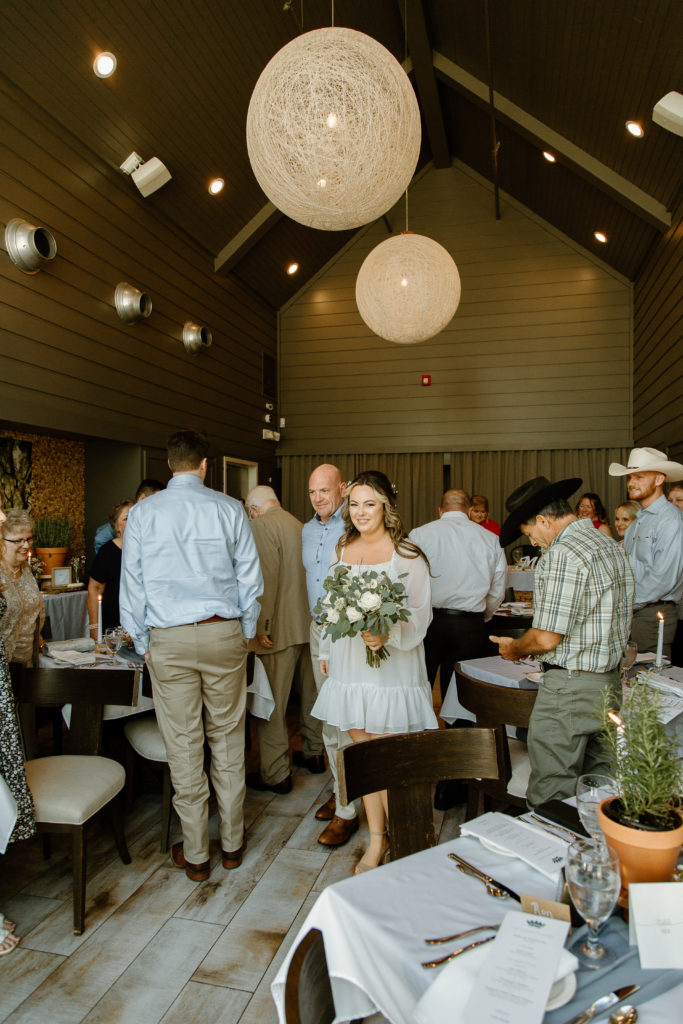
[525,919,546,929]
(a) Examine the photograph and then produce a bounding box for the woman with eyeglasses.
[0,509,44,665]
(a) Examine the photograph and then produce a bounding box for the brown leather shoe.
[169,841,210,881]
[292,751,326,774]
[222,839,246,870]
[318,815,359,846]
[315,794,336,820]
[246,771,293,794]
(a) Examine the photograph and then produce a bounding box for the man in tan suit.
[244,486,324,793]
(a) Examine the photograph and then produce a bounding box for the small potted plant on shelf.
[597,674,683,904]
[33,515,73,573]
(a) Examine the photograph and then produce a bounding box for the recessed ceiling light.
[93,52,117,78]
[208,178,224,195]
[594,231,607,244]
[625,120,644,138]
[542,150,556,163]
[286,262,299,275]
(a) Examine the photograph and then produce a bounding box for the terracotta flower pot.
[34,547,68,572]
[598,797,683,906]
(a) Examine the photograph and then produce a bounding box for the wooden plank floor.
[0,712,465,1024]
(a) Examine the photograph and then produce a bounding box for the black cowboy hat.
[500,476,582,548]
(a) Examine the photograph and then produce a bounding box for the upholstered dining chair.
[123,713,173,852]
[11,663,139,934]
[454,666,537,819]
[337,727,499,861]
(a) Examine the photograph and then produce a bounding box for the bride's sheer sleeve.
[386,552,432,651]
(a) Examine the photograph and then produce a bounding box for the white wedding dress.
[312,550,438,735]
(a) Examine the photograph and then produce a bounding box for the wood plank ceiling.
[1,0,681,310]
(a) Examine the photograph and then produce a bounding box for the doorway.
[222,457,258,502]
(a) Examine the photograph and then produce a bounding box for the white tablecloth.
[42,589,88,641]
[272,833,683,1024]
[271,835,560,1024]
[507,568,535,591]
[440,656,540,725]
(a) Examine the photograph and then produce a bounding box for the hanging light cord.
[484,0,501,220]
[404,0,409,232]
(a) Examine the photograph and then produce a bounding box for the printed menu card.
[460,911,570,1024]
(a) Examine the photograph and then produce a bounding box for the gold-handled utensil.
[421,935,497,968]
[425,924,500,946]
[455,863,507,898]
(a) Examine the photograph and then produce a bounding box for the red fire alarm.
[421,374,431,386]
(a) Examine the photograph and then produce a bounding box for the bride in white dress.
[312,471,437,873]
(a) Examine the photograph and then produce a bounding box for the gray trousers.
[310,620,360,821]
[526,665,620,809]
[630,602,677,659]
[256,642,322,784]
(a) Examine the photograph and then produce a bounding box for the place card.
[628,883,683,968]
[520,894,571,923]
[460,910,570,1024]
[460,812,567,878]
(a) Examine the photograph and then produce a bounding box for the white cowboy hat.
[608,447,683,482]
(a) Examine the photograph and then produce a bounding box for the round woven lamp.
[355,233,461,344]
[246,27,421,231]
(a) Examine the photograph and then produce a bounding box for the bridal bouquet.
[313,564,411,668]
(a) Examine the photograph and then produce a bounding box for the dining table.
[271,827,683,1024]
[440,654,540,726]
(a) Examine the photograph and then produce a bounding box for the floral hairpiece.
[346,479,398,497]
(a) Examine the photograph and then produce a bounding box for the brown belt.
[194,615,235,625]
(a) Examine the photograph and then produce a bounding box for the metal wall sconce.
[182,321,213,353]
[115,282,152,323]
[4,218,57,274]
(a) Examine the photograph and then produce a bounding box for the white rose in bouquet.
[326,608,340,623]
[346,606,363,623]
[358,591,382,612]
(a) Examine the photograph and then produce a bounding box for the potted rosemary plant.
[597,675,683,903]
[33,515,73,572]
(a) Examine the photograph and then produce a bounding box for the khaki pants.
[526,666,620,809]
[310,620,360,821]
[256,642,322,784]
[147,619,247,862]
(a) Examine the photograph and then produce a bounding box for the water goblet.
[576,773,617,840]
[104,627,123,658]
[620,641,638,687]
[566,839,620,968]
[511,546,524,566]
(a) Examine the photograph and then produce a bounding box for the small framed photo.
[52,566,72,587]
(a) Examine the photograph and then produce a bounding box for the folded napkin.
[43,638,95,657]
[50,649,97,666]
[414,942,578,1024]
[460,812,567,879]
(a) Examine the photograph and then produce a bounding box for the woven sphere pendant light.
[246,27,421,231]
[355,233,461,344]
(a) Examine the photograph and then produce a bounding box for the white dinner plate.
[478,836,516,857]
[526,671,543,684]
[546,970,577,1010]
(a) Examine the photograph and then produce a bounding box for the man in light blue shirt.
[302,463,360,846]
[609,447,683,658]
[120,431,262,881]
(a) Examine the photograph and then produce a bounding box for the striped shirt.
[533,518,635,672]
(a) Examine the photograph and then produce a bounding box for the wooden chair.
[11,663,139,934]
[337,727,499,861]
[454,666,537,819]
[284,928,335,1024]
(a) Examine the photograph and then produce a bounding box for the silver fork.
[425,923,500,946]
[421,935,497,968]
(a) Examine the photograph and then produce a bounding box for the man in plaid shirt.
[491,476,635,808]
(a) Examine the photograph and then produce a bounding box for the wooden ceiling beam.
[433,51,671,231]
[399,0,450,169]
[214,202,282,274]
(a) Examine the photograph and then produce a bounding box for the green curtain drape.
[280,452,444,531]
[281,448,632,536]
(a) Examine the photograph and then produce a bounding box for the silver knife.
[447,853,522,901]
[563,984,640,1024]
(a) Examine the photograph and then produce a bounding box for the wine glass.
[566,839,621,968]
[511,546,524,566]
[620,641,638,688]
[576,774,617,840]
[104,627,123,658]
